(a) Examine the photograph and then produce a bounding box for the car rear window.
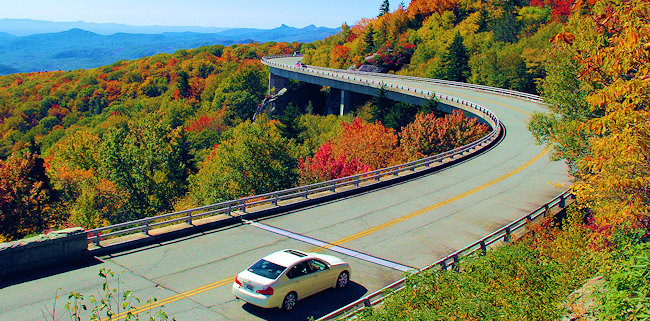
[248,259,287,280]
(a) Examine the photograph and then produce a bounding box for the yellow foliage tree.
[532,0,649,235]
[570,0,650,230]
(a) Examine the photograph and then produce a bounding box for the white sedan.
[233,249,351,310]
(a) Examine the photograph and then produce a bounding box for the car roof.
[263,249,312,266]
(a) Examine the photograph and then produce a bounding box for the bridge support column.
[339,89,350,115]
[269,73,288,95]
[325,88,365,115]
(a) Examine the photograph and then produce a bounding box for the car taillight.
[234,277,242,286]
[256,286,274,295]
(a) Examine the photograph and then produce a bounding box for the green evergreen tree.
[490,0,521,43]
[375,21,388,48]
[442,33,471,82]
[277,103,305,141]
[371,86,392,124]
[340,22,352,45]
[379,0,390,16]
[176,70,190,98]
[364,25,376,53]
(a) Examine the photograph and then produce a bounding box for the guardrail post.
[185,211,193,225]
[363,298,371,307]
[144,222,150,235]
[480,240,487,253]
[330,182,336,192]
[226,203,231,216]
[303,187,308,199]
[354,176,360,187]
[240,200,246,212]
[504,227,511,243]
[559,195,566,208]
[439,259,447,270]
[273,193,278,206]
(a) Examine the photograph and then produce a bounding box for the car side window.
[309,259,328,272]
[287,261,310,279]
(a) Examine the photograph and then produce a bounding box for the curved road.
[1,57,569,321]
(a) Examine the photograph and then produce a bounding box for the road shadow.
[0,256,103,289]
[239,281,367,321]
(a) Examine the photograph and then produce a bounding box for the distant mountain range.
[0,19,232,36]
[0,19,340,74]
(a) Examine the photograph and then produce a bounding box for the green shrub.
[598,243,650,320]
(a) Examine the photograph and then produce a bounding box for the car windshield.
[248,259,287,280]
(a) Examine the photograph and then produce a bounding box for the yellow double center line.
[310,147,548,252]
[105,277,234,320]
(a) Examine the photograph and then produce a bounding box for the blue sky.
[3,0,410,28]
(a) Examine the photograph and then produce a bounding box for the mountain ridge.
[0,18,230,36]
[0,24,340,74]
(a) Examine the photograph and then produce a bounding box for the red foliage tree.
[299,142,372,184]
[530,0,574,22]
[185,115,216,133]
[370,42,416,71]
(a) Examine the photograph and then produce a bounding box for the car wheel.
[336,271,349,288]
[282,292,297,311]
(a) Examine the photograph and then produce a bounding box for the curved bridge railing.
[261,54,542,104]
[86,55,505,247]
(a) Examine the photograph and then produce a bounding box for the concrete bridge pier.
[325,89,351,115]
[326,88,365,115]
[340,89,350,115]
[269,73,288,95]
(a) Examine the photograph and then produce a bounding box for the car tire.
[282,292,297,311]
[336,271,349,288]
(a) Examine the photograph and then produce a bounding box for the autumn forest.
[1,0,649,317]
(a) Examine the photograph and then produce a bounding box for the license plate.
[244,283,254,291]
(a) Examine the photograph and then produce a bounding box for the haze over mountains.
[0,19,340,74]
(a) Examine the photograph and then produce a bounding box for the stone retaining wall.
[0,227,87,279]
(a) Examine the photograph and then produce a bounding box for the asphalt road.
[0,57,569,321]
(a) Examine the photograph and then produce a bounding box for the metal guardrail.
[261,54,542,104]
[86,54,508,245]
[317,190,575,321]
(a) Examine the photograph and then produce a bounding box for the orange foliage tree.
[0,151,59,241]
[400,109,490,161]
[330,117,403,170]
[407,0,460,18]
